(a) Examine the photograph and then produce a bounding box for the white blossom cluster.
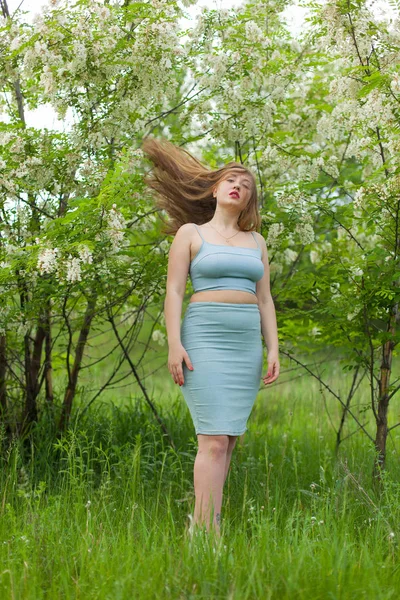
[14,0,183,150]
[139,212,157,233]
[0,306,10,336]
[354,186,366,209]
[78,245,93,264]
[347,304,362,321]
[66,255,82,283]
[262,144,280,164]
[318,1,371,60]
[328,71,363,102]
[330,282,341,300]
[121,147,145,171]
[105,204,126,252]
[358,89,395,130]
[348,265,363,279]
[322,155,340,180]
[0,127,69,201]
[295,222,315,245]
[283,248,298,264]
[37,246,58,274]
[152,329,166,346]
[269,261,283,275]
[152,238,170,254]
[391,73,400,94]
[310,326,321,336]
[266,223,285,250]
[35,240,96,283]
[244,21,265,45]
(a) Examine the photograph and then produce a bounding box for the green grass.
[1,354,400,599]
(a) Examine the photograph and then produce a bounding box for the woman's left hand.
[263,354,280,385]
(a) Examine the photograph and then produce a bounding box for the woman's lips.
[229,192,239,198]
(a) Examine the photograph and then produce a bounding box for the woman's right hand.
[168,343,194,386]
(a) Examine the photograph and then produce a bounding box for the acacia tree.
[0,0,194,437]
[282,0,400,481]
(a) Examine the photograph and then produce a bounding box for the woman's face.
[214,172,252,210]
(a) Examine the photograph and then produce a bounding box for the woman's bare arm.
[164,223,193,348]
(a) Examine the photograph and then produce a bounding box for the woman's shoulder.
[252,230,266,249]
[177,222,198,234]
[179,221,200,228]
[251,229,264,240]
[174,223,199,245]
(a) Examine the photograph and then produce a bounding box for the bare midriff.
[189,290,258,304]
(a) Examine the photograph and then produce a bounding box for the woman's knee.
[197,434,229,459]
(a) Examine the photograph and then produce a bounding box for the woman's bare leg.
[193,434,229,535]
[223,435,238,486]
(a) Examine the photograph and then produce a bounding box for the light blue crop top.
[189,224,264,295]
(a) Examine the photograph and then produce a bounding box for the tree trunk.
[372,306,398,481]
[0,335,8,425]
[44,303,54,404]
[58,295,97,432]
[21,324,46,435]
[335,366,360,454]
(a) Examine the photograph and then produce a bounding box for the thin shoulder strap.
[250,231,260,249]
[193,223,205,241]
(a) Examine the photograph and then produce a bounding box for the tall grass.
[1,357,400,599]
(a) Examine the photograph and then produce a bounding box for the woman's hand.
[168,343,194,386]
[263,353,280,385]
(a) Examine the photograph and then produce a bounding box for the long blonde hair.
[141,137,261,236]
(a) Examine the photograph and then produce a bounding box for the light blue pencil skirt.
[180,301,263,436]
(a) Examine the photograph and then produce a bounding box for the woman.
[142,137,280,538]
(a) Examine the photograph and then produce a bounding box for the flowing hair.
[141,136,261,236]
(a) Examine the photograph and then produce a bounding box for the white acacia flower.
[270,261,283,274]
[290,39,302,53]
[159,239,170,252]
[10,137,24,154]
[105,206,126,251]
[266,223,284,249]
[10,36,23,51]
[347,306,361,321]
[37,247,58,274]
[283,248,298,264]
[349,266,363,277]
[330,282,340,297]
[295,222,315,245]
[152,330,165,346]
[390,73,400,94]
[66,255,82,282]
[244,21,264,44]
[78,245,93,264]
[354,186,366,209]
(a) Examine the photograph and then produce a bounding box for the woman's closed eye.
[227,178,250,189]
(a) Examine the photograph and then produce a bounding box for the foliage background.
[1,0,400,597]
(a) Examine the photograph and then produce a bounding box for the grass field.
[1,353,400,599]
